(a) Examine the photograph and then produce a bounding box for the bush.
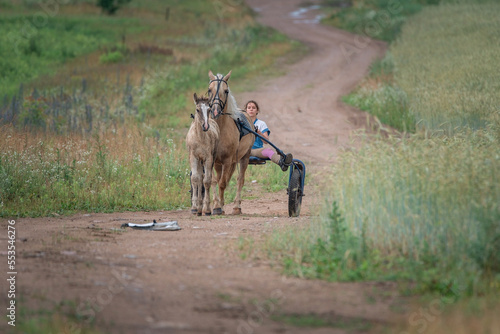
[99,51,124,64]
[96,0,131,15]
[19,96,48,129]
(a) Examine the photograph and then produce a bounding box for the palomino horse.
[186,93,220,216]
[208,70,255,215]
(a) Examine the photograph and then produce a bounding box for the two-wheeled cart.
[241,122,306,217]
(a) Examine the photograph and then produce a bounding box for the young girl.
[245,100,293,171]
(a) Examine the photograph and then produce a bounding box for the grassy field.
[269,0,500,313]
[0,0,300,217]
[392,1,500,134]
[320,0,439,43]
[320,0,494,43]
[0,10,145,97]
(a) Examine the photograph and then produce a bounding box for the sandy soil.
[1,1,408,333]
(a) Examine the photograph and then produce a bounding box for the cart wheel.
[288,167,302,217]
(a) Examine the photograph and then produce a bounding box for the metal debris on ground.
[121,220,181,231]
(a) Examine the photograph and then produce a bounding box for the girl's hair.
[245,100,260,112]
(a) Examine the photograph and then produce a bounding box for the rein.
[236,119,285,157]
[208,77,228,116]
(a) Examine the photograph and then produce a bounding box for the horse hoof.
[191,209,198,215]
[204,212,211,216]
[213,208,223,215]
[197,212,202,216]
[232,208,242,215]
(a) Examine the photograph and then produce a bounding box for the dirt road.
[1,1,404,333]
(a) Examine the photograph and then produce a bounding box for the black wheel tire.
[288,168,302,217]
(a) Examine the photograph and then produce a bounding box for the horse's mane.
[226,88,242,120]
[215,73,245,122]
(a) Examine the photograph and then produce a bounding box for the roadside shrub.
[20,96,48,129]
[99,51,124,64]
[343,81,414,132]
[96,0,131,15]
[296,201,374,281]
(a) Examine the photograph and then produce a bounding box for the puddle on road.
[251,5,324,24]
[289,5,324,24]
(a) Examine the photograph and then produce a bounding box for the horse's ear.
[208,70,215,81]
[223,70,232,82]
[193,93,198,104]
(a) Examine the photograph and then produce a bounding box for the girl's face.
[246,102,258,118]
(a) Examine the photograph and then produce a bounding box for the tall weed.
[273,132,500,295]
[275,2,500,297]
[392,2,500,134]
[343,80,414,132]
[0,126,189,217]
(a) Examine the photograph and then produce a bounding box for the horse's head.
[208,70,231,119]
[193,93,212,132]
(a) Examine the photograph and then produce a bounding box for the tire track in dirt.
[5,1,408,334]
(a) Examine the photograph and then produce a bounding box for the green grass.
[272,313,371,331]
[268,0,500,300]
[343,52,416,132]
[0,1,299,217]
[0,15,144,97]
[99,50,124,64]
[140,24,294,130]
[343,1,500,134]
[320,0,438,43]
[342,66,415,132]
[11,299,105,334]
[320,0,496,43]
[392,2,500,134]
[328,133,499,292]
[0,127,190,217]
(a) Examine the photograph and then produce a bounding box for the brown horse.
[208,70,255,215]
[186,93,220,216]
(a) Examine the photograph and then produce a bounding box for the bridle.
[208,76,228,118]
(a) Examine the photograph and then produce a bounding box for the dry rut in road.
[2,1,408,333]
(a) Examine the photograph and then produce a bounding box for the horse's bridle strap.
[208,78,228,112]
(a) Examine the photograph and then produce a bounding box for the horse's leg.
[233,132,254,215]
[190,158,202,215]
[214,162,234,215]
[233,157,250,215]
[202,158,213,216]
[212,162,223,215]
[216,161,236,215]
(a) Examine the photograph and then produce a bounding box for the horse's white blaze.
[201,103,210,131]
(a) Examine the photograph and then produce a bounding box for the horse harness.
[208,77,228,115]
[208,77,253,141]
[235,114,254,141]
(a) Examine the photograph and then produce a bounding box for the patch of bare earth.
[1,0,410,333]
